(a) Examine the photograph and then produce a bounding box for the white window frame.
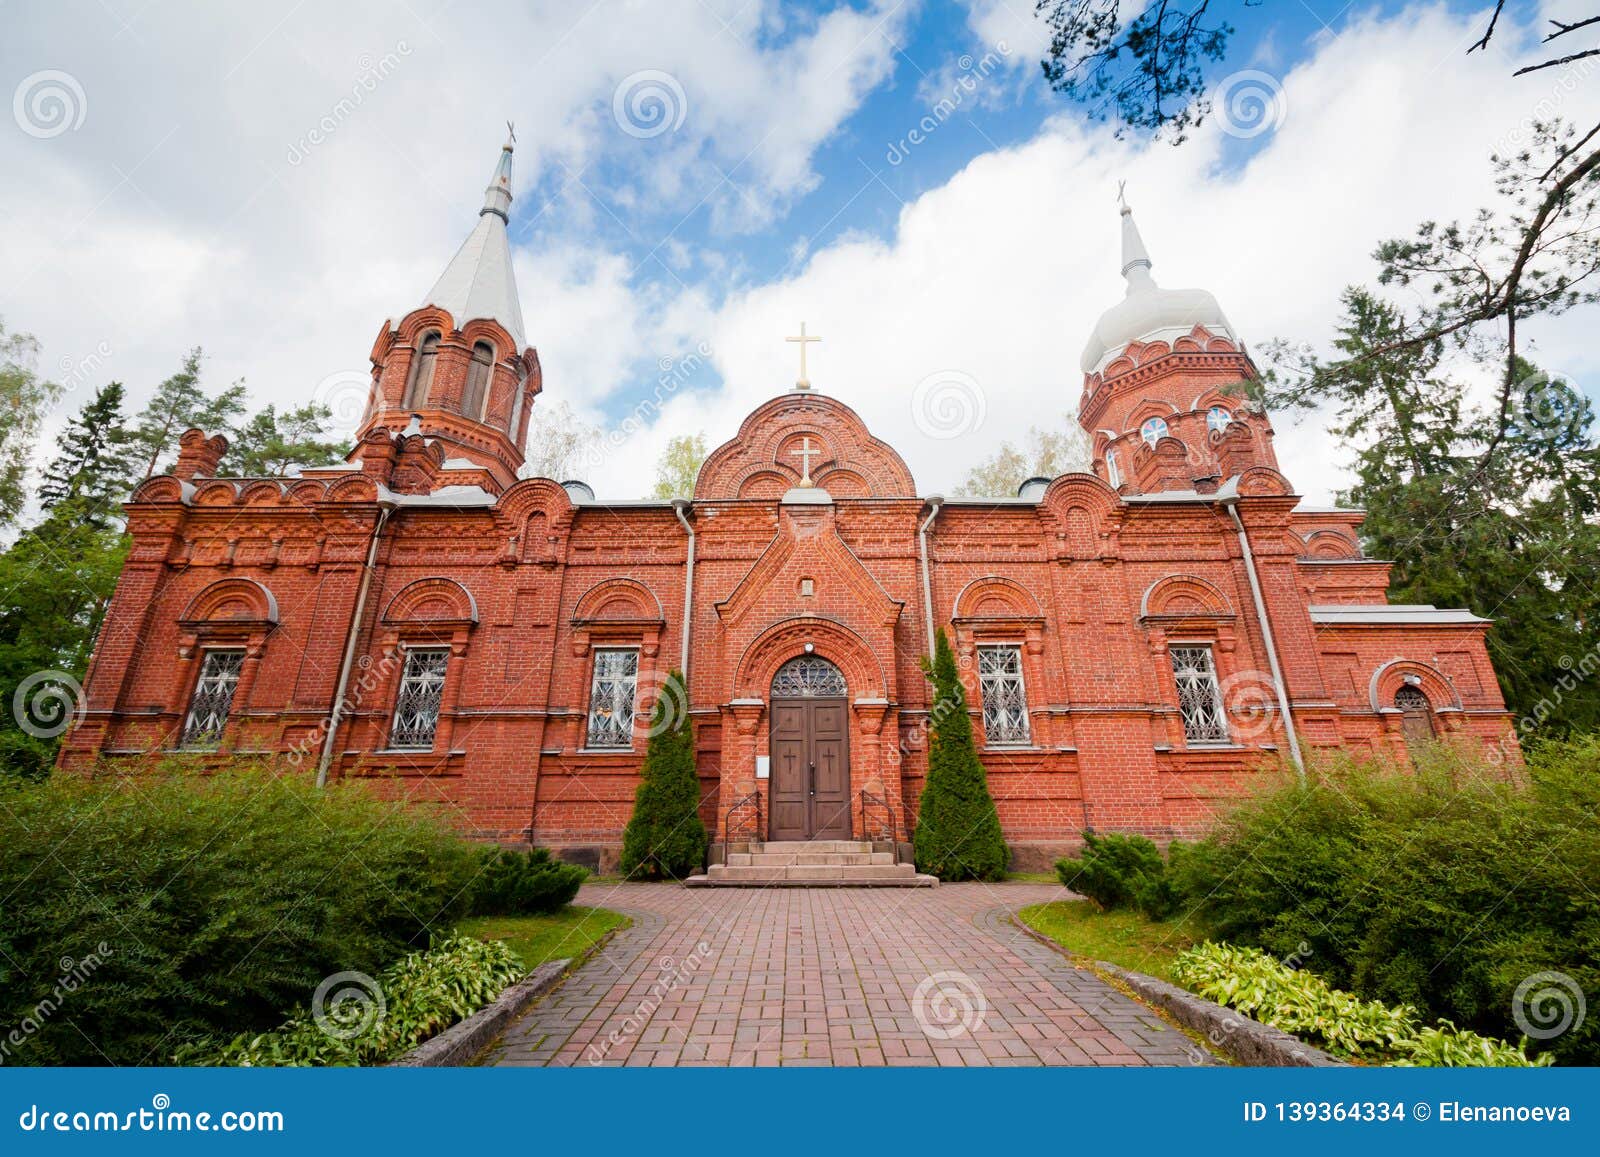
[1140,416,1169,447]
[1168,643,1229,745]
[977,643,1031,747]
[181,648,246,749]
[1206,406,1234,436]
[585,647,641,750]
[1105,449,1122,488]
[389,646,450,751]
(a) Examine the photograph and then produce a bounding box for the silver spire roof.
[1079,191,1234,374]
[419,129,527,350]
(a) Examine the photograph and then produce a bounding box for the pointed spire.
[481,123,514,222]
[1118,182,1155,290]
[419,129,527,350]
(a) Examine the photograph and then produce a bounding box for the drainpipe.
[918,496,943,655]
[1220,497,1304,780]
[672,498,695,680]
[316,501,396,788]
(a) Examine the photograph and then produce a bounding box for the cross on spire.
[785,322,821,391]
[791,436,819,487]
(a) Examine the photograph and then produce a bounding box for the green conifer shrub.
[619,671,708,879]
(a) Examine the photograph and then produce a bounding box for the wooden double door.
[768,697,852,841]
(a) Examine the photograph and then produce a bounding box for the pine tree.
[39,382,133,521]
[619,671,708,879]
[125,348,245,481]
[913,629,1008,880]
[223,402,344,476]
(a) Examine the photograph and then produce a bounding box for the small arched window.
[404,331,441,408]
[1140,416,1169,448]
[1105,449,1122,489]
[1206,406,1234,436]
[462,341,495,421]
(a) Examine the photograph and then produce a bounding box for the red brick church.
[61,136,1514,869]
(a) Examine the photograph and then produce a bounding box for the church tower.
[352,131,542,493]
[1077,194,1277,495]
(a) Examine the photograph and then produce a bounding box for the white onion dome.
[1079,196,1235,374]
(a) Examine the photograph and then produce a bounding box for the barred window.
[390,647,449,750]
[586,648,640,749]
[181,649,245,749]
[771,655,846,698]
[978,645,1030,746]
[1169,645,1228,744]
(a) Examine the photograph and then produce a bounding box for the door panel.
[769,702,810,841]
[766,697,851,840]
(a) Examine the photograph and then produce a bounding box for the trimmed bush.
[1055,831,1176,918]
[0,762,479,1065]
[193,936,525,1066]
[470,847,587,915]
[1172,941,1547,1066]
[1170,740,1600,1064]
[913,630,1008,881]
[620,671,707,880]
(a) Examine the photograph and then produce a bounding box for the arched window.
[771,656,847,698]
[404,331,441,408]
[1140,416,1169,448]
[1105,449,1122,488]
[462,341,495,421]
[1395,684,1435,747]
[1206,406,1234,436]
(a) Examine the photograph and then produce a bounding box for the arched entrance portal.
[769,656,852,841]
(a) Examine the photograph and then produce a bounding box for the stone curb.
[390,958,571,1068]
[1011,918,1344,1068]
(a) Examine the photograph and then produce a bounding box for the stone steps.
[684,840,937,888]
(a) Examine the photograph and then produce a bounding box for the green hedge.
[1055,831,1177,919]
[1171,740,1600,1065]
[470,847,587,916]
[0,763,481,1065]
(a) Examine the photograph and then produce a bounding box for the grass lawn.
[1016,899,1203,984]
[458,905,631,971]
[1005,871,1059,884]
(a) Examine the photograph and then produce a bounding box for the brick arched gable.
[1302,529,1360,560]
[383,578,479,627]
[734,616,888,701]
[1140,574,1234,621]
[696,393,916,499]
[573,577,663,623]
[953,576,1044,621]
[180,578,280,628]
[1369,659,1462,713]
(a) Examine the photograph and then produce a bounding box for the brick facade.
[59,158,1517,871]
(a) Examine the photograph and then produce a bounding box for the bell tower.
[1077,193,1277,495]
[353,129,542,492]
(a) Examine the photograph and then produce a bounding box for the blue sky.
[1,1,1593,499]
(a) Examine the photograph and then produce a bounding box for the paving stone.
[479,882,1213,1068]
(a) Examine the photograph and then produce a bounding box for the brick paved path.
[483,883,1209,1067]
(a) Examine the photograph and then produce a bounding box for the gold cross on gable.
[791,436,819,487]
[785,322,821,391]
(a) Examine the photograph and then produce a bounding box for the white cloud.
[579,2,1600,502]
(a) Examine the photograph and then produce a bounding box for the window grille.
[390,647,449,750]
[1169,645,1228,743]
[770,655,846,698]
[181,650,245,749]
[978,645,1030,745]
[586,648,640,748]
